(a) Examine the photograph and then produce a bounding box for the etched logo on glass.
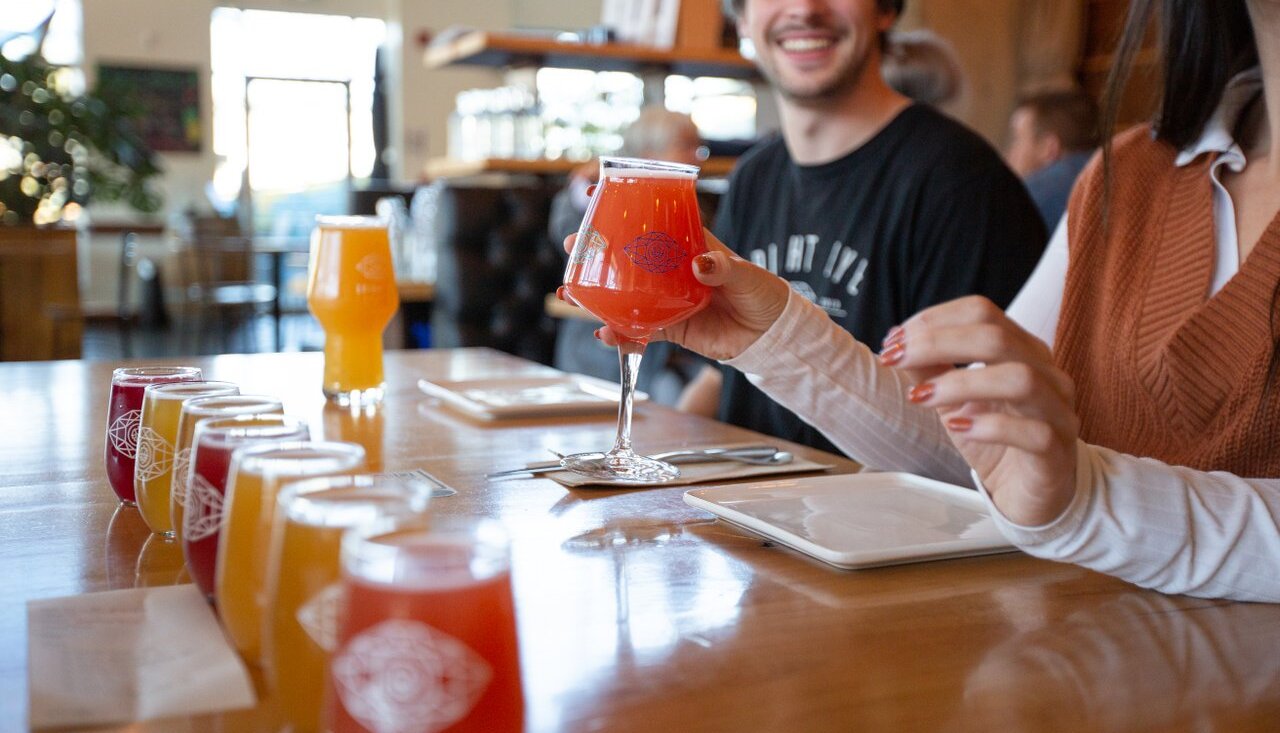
[624,231,687,274]
[333,619,492,733]
[134,427,173,483]
[108,409,142,457]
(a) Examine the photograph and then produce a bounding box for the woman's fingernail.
[593,328,602,340]
[908,382,934,403]
[586,184,597,197]
[946,416,973,432]
[556,286,567,302]
[879,342,905,366]
[883,326,904,348]
[694,253,716,275]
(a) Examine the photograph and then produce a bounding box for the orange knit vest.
[1054,125,1280,476]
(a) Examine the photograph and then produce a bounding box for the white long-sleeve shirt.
[722,69,1280,603]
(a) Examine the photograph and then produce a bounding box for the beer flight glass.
[183,415,311,600]
[327,516,523,733]
[217,440,367,665]
[307,216,400,407]
[561,157,711,481]
[170,394,284,544]
[135,381,239,536]
[264,475,433,732]
[104,367,202,505]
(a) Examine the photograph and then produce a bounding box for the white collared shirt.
[1007,68,1263,348]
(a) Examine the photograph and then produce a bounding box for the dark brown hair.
[1016,89,1100,152]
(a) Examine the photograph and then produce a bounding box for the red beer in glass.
[563,158,710,341]
[104,367,202,504]
[182,415,310,600]
[560,157,710,482]
[327,517,522,733]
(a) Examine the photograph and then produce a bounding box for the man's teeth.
[781,38,833,52]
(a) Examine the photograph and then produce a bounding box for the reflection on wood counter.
[3,348,1280,730]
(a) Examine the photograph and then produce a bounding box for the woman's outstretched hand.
[558,229,791,361]
[881,296,1080,527]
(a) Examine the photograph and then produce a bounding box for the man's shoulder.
[726,133,789,179]
[887,105,1013,178]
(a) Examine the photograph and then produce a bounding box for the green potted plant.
[0,43,162,226]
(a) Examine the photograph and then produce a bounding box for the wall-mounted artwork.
[97,64,202,153]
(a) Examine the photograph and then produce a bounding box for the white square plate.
[417,372,647,420]
[684,472,1016,569]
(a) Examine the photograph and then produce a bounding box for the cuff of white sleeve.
[973,440,1095,547]
[723,287,807,373]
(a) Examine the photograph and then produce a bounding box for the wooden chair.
[175,227,277,354]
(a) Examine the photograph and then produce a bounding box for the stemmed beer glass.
[561,157,710,481]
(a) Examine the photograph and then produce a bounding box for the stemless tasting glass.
[217,440,366,666]
[169,394,284,544]
[264,476,433,733]
[105,366,202,505]
[326,516,523,733]
[561,156,711,481]
[307,216,400,407]
[135,381,239,536]
[183,415,311,600]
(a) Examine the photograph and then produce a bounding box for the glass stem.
[609,341,645,457]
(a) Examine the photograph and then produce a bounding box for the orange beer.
[307,217,399,406]
[264,476,432,733]
[564,159,710,342]
[217,441,366,665]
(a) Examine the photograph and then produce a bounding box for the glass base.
[559,451,680,483]
[323,384,385,407]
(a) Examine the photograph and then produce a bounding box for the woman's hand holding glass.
[559,229,790,361]
[881,295,1080,527]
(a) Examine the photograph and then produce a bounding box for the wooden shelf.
[425,31,757,80]
[425,156,737,180]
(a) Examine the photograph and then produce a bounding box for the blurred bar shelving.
[424,31,757,80]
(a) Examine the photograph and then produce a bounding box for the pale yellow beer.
[264,476,432,732]
[216,441,365,665]
[169,395,283,544]
[135,381,238,536]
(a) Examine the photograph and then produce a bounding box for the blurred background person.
[881,29,964,108]
[548,107,705,404]
[1005,89,1101,229]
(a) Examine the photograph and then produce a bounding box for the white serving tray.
[684,472,1016,569]
[417,372,647,420]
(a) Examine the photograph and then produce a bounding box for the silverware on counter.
[485,444,792,480]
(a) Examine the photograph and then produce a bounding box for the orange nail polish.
[946,416,973,432]
[908,382,934,403]
[879,342,905,366]
[882,326,904,348]
[694,254,716,275]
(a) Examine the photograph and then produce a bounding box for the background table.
[4,349,1280,731]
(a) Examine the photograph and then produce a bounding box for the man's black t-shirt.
[713,104,1047,455]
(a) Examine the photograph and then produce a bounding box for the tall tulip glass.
[560,157,710,482]
[306,216,399,407]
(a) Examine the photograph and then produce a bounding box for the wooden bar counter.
[3,349,1280,731]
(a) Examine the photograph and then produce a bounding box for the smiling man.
[678,0,1048,456]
